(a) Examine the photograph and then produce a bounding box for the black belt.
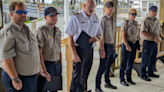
[128,41,136,44]
[44,60,59,65]
[104,44,114,47]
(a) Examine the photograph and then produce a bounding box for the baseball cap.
[149,6,158,12]
[105,1,114,7]
[44,7,60,16]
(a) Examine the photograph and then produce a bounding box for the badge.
[93,21,98,23]
[48,36,52,38]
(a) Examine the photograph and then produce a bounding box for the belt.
[44,60,60,65]
[104,44,114,47]
[128,41,136,44]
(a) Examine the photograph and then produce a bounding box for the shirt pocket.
[31,36,39,53]
[56,31,61,53]
[15,39,31,53]
[45,37,54,52]
[56,31,61,45]
[91,22,99,32]
[105,22,111,30]
[79,23,86,32]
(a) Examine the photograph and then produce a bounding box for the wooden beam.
[159,0,164,51]
[0,0,3,30]
[0,0,5,91]
[159,0,164,21]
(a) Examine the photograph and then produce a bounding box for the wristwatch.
[12,77,20,83]
[97,36,100,40]
[42,71,47,73]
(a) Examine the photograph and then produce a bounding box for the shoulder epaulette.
[38,25,47,29]
[74,13,79,15]
[145,17,149,20]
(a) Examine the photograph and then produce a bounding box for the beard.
[14,16,26,24]
[88,10,93,15]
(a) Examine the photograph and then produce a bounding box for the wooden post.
[62,38,73,92]
[0,0,3,29]
[80,2,83,11]
[103,0,118,76]
[0,0,6,91]
[159,0,164,22]
[159,0,164,51]
[31,21,37,34]
[161,24,164,51]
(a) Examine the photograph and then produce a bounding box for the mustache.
[21,16,26,18]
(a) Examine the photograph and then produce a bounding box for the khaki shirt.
[35,23,61,62]
[0,21,41,76]
[140,17,162,41]
[121,19,139,43]
[101,14,115,44]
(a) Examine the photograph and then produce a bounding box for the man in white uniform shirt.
[65,0,105,92]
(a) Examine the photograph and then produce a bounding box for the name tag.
[48,36,52,38]
[81,22,85,23]
[93,21,98,23]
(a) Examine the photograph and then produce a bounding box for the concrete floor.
[61,49,164,92]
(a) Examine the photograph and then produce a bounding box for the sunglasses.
[131,13,137,16]
[12,10,28,15]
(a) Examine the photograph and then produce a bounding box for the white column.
[64,0,69,38]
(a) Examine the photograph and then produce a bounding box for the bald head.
[83,0,95,16]
[84,0,94,4]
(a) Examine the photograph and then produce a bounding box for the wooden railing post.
[62,38,72,92]
[31,20,37,33]
[160,23,164,51]
[0,0,6,91]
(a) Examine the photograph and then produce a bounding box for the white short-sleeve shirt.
[65,10,103,46]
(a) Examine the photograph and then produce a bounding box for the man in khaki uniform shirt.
[95,1,117,92]
[140,6,164,81]
[0,1,47,92]
[35,7,62,92]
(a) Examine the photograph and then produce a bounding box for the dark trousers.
[70,46,93,92]
[119,42,137,81]
[37,61,62,92]
[1,70,37,92]
[141,40,157,77]
[95,44,115,89]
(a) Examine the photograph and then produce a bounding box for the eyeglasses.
[131,13,137,16]
[12,10,28,15]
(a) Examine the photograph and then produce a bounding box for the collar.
[10,21,23,31]
[128,19,135,24]
[45,23,54,31]
[81,9,92,19]
[149,16,156,21]
[104,14,111,19]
